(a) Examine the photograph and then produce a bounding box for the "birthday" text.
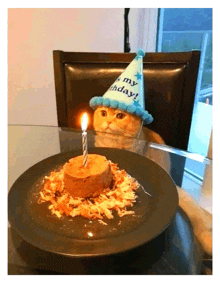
[109,85,138,99]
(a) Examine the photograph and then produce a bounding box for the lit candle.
[81,113,88,167]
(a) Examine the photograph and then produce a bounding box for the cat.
[93,106,212,258]
[93,106,164,147]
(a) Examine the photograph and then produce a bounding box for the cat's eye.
[116,112,126,119]
[100,110,107,117]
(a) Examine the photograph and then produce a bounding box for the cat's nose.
[106,121,111,125]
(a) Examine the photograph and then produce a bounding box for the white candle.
[81,113,88,167]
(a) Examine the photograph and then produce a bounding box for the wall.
[8,8,124,126]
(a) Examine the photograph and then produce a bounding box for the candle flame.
[81,113,88,132]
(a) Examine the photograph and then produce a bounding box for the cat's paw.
[199,231,212,256]
[177,186,212,256]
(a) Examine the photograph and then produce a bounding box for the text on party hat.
[109,77,139,99]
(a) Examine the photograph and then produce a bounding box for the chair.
[53,50,200,151]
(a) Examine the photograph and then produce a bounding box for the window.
[157,8,212,105]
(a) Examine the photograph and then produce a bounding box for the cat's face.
[93,106,142,137]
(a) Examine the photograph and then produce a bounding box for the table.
[8,125,212,275]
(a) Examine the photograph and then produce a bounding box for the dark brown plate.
[8,148,178,257]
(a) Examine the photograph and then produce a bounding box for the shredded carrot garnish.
[38,161,139,221]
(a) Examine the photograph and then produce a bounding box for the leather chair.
[53,50,200,151]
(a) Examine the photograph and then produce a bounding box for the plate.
[8,148,178,257]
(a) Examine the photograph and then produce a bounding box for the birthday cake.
[63,154,113,198]
[39,155,139,220]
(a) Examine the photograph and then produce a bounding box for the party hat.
[89,49,153,125]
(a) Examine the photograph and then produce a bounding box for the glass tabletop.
[8,124,212,214]
[8,124,212,274]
